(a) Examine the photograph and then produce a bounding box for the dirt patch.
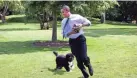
[33,41,69,47]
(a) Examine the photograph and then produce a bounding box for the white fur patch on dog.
[68,62,75,69]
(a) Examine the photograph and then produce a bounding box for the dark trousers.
[69,35,93,78]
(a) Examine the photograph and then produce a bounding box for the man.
[61,5,93,78]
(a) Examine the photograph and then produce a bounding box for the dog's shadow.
[78,77,83,78]
[48,68,66,75]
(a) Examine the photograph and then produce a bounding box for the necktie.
[63,18,69,39]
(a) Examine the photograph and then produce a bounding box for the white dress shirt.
[61,14,91,39]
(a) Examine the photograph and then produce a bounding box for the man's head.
[61,5,71,18]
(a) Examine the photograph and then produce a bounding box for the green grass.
[0,21,137,78]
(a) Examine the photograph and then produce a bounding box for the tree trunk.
[37,13,44,30]
[100,12,105,23]
[1,3,9,23]
[40,22,44,30]
[0,14,5,23]
[52,7,57,42]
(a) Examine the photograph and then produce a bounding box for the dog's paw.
[67,70,72,72]
[71,65,75,69]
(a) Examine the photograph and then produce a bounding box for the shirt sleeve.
[80,15,91,26]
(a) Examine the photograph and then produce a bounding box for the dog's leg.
[64,65,71,72]
[71,63,75,69]
[55,64,62,71]
[68,62,75,69]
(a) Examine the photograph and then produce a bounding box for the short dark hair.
[61,5,70,11]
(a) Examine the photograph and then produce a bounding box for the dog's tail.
[53,51,58,56]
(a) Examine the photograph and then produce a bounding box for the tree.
[118,1,137,23]
[105,1,137,23]
[68,1,118,23]
[0,0,24,23]
[25,1,72,42]
[25,1,118,42]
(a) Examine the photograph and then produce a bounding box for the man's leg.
[76,56,89,78]
[83,57,93,76]
[69,39,89,78]
[79,35,93,76]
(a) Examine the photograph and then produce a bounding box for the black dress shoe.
[87,65,93,76]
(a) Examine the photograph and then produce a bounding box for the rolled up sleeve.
[81,16,91,26]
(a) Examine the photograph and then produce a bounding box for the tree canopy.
[0,1,118,42]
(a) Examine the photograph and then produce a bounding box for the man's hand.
[67,29,77,37]
[72,24,83,31]
[67,24,83,37]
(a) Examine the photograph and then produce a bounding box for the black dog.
[53,51,74,72]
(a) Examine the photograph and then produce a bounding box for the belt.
[69,34,83,40]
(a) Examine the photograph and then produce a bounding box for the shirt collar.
[68,14,72,18]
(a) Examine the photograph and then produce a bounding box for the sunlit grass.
[0,22,137,78]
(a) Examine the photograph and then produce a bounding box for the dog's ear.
[72,54,74,58]
[69,53,74,58]
[71,54,74,59]
[67,53,74,57]
[66,53,74,62]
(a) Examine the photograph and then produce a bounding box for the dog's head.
[66,53,74,62]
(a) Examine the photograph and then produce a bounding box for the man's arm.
[82,22,91,27]
[67,16,91,37]
[81,16,91,27]
[67,29,77,37]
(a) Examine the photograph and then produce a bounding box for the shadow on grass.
[84,28,137,37]
[0,40,69,55]
[78,76,83,78]
[48,68,66,75]
[106,21,137,26]
[0,28,33,31]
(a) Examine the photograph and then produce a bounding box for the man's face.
[61,9,69,18]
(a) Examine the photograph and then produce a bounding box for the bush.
[6,15,38,23]
[6,17,25,23]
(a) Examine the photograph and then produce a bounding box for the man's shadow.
[48,68,66,75]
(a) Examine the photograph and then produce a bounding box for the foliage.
[106,1,137,22]
[0,0,25,14]
[1,1,118,41]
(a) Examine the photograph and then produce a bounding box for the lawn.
[0,22,137,78]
